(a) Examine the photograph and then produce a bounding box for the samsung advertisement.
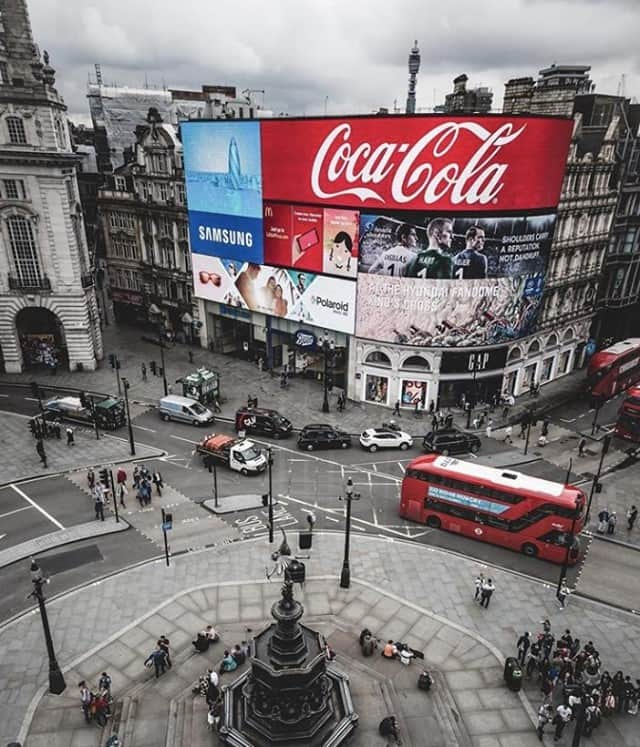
[182,115,572,342]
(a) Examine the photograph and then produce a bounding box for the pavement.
[0,533,638,747]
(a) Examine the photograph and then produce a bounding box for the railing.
[8,274,51,291]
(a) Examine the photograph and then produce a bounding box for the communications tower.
[405,40,421,114]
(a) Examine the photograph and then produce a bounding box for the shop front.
[438,348,508,408]
[111,289,145,326]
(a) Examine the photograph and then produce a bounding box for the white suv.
[359,428,413,452]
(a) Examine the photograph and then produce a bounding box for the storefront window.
[365,374,388,404]
[541,357,554,382]
[524,363,538,389]
[401,380,426,407]
[364,351,391,367]
[559,350,572,374]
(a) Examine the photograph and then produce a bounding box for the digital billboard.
[191,253,356,335]
[182,121,264,263]
[183,116,572,343]
[355,212,556,346]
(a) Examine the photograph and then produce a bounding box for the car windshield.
[191,402,207,415]
[241,446,262,461]
[274,415,290,426]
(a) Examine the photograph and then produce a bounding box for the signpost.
[161,508,172,566]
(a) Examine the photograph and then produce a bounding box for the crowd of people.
[86,464,164,519]
[78,672,113,726]
[516,620,639,741]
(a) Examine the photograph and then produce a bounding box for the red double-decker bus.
[615,386,640,442]
[399,455,585,564]
[586,338,640,400]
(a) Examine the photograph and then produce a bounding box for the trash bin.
[503,656,523,692]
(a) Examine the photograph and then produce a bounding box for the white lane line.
[560,418,577,423]
[133,425,156,433]
[10,484,65,530]
[170,435,197,444]
[0,505,33,520]
[372,463,378,472]
[325,516,340,523]
[0,393,8,398]
[0,533,5,541]
[24,397,40,402]
[397,463,406,473]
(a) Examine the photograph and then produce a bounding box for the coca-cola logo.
[310,121,526,206]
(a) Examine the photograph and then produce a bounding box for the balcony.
[8,274,52,292]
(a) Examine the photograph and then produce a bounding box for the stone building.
[97,109,195,335]
[436,74,492,114]
[0,0,102,372]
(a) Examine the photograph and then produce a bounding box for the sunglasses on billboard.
[199,271,222,287]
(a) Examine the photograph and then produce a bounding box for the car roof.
[366,428,400,436]
[302,423,334,430]
[237,407,280,416]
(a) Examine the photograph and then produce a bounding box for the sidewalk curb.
[0,448,167,491]
[587,530,640,553]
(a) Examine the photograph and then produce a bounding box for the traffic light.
[150,361,157,375]
[99,468,110,488]
[108,353,116,369]
[262,494,269,507]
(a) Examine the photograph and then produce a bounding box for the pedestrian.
[157,635,172,668]
[472,415,480,429]
[66,426,75,446]
[53,419,61,439]
[542,418,550,437]
[578,436,587,456]
[117,480,127,508]
[117,467,127,486]
[141,362,147,382]
[257,355,264,372]
[133,466,140,490]
[474,572,485,602]
[557,579,570,609]
[145,648,168,678]
[445,411,454,428]
[94,488,105,521]
[152,470,163,496]
[536,701,553,740]
[516,631,530,665]
[504,426,513,444]
[98,671,112,697]
[429,400,435,415]
[213,397,222,414]
[141,479,152,506]
[480,578,495,608]
[431,416,439,434]
[36,438,47,468]
[87,468,95,490]
[414,400,421,418]
[393,400,401,416]
[627,505,637,531]
[597,507,609,534]
[606,511,617,535]
[485,424,492,439]
[78,680,92,723]
[553,703,572,741]
[219,650,238,674]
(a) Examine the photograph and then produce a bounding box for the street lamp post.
[556,496,580,600]
[321,336,334,414]
[149,305,168,397]
[339,478,360,589]
[121,377,136,456]
[267,447,274,543]
[590,399,603,436]
[586,434,611,523]
[29,559,66,694]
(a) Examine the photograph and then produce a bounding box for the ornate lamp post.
[29,558,66,694]
[339,478,360,589]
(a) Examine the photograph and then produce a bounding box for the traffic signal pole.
[108,469,119,523]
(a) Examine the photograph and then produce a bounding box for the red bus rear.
[400,455,585,564]
[586,338,640,400]
[615,386,640,442]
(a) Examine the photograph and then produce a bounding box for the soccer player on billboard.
[368,223,419,277]
[453,226,488,279]
[405,218,454,279]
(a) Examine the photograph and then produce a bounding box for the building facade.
[97,110,195,334]
[436,74,493,114]
[0,0,102,373]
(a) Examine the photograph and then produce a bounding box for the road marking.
[372,463,378,472]
[0,393,8,398]
[325,516,340,523]
[0,409,31,420]
[560,418,577,424]
[170,435,197,444]
[10,484,65,529]
[24,397,40,402]
[397,462,406,473]
[0,533,6,541]
[133,425,157,433]
[0,505,33,519]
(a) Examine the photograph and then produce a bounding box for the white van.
[159,395,214,426]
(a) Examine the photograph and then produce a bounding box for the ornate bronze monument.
[220,555,358,746]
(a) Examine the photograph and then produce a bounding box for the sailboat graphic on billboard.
[182,120,264,263]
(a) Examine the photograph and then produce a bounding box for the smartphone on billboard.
[296,228,319,254]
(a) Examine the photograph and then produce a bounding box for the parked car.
[423,428,481,456]
[298,424,352,451]
[159,395,215,426]
[359,427,413,452]
[235,407,293,438]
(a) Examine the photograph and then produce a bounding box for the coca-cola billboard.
[261,116,572,213]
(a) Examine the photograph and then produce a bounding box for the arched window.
[6,115,26,145]
[7,215,42,286]
[563,328,575,342]
[546,334,558,348]
[365,351,391,367]
[400,355,430,371]
[507,347,522,363]
[527,340,541,355]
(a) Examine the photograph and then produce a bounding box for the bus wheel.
[426,515,441,529]
[521,543,538,558]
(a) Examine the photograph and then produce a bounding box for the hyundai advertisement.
[182,116,572,342]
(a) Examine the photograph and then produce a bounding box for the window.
[401,355,430,371]
[162,245,175,268]
[114,176,126,192]
[109,212,136,231]
[111,236,138,260]
[177,221,188,241]
[541,357,554,382]
[65,180,75,207]
[140,181,149,201]
[143,215,153,236]
[7,215,42,286]
[559,350,571,374]
[365,351,392,367]
[176,184,185,204]
[152,153,168,173]
[0,62,8,85]
[158,183,168,201]
[3,179,26,200]
[158,215,173,238]
[6,116,26,144]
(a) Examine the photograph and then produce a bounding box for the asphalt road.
[1,382,639,619]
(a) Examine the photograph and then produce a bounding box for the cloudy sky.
[29,0,640,122]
